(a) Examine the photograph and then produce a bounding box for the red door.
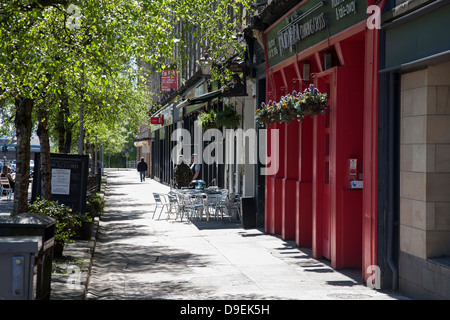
[313,71,335,262]
[322,88,331,260]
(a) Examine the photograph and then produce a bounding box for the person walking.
[137,157,148,182]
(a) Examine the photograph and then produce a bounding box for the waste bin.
[0,212,56,300]
[240,196,256,229]
[0,236,42,300]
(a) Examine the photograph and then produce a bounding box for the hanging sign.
[151,115,164,125]
[161,69,178,93]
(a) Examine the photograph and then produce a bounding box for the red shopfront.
[263,0,384,279]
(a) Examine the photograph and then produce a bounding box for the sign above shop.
[265,0,367,68]
[151,115,164,125]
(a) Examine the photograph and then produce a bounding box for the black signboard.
[222,63,247,97]
[31,153,89,213]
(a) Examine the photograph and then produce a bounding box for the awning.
[134,137,153,147]
[187,89,222,105]
[175,99,189,109]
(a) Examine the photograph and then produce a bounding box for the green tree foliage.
[0,0,252,215]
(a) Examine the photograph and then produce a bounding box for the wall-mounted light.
[324,52,332,70]
[303,62,310,81]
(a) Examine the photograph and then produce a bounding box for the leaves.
[1,0,254,149]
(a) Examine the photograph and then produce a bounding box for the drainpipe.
[387,71,398,291]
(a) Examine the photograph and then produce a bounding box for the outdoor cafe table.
[172,188,223,221]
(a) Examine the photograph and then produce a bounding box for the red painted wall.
[263,0,384,278]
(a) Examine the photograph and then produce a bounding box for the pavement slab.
[85,169,408,302]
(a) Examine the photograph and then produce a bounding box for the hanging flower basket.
[197,109,217,130]
[216,104,242,128]
[256,84,329,126]
[299,84,329,116]
[255,102,281,125]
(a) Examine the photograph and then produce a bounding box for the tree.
[1,0,252,215]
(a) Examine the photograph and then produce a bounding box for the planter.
[257,116,272,125]
[216,104,242,128]
[53,243,64,258]
[257,84,329,125]
[198,110,217,130]
[302,103,327,116]
[74,220,94,240]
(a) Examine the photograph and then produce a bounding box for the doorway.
[315,72,335,261]
[313,66,364,269]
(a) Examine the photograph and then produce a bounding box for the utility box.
[0,236,42,300]
[240,196,256,229]
[0,213,56,300]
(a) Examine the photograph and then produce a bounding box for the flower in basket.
[256,84,329,126]
[298,84,329,116]
[256,100,279,125]
[277,92,305,123]
[256,94,303,125]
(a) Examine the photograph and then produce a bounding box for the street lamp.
[199,52,213,76]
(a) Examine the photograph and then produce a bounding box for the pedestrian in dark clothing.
[137,157,148,182]
[174,155,192,188]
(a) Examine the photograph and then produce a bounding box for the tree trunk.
[64,123,73,153]
[56,104,65,153]
[37,108,52,200]
[56,89,72,153]
[12,97,33,216]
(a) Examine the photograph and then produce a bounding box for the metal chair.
[152,193,169,219]
[166,192,179,220]
[179,193,206,221]
[227,193,241,220]
[0,177,13,200]
[215,192,240,221]
[214,192,232,221]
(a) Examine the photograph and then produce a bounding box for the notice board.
[31,153,89,213]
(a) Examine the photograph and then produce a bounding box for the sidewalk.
[85,170,408,301]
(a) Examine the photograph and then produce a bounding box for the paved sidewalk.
[86,170,408,301]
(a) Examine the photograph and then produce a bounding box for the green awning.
[187,89,222,105]
[185,102,205,115]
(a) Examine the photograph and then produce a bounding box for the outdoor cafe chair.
[227,193,241,220]
[0,177,13,200]
[214,192,241,221]
[179,192,206,221]
[166,191,180,220]
[214,192,232,221]
[152,193,170,220]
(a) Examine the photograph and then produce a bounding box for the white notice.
[51,168,71,195]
